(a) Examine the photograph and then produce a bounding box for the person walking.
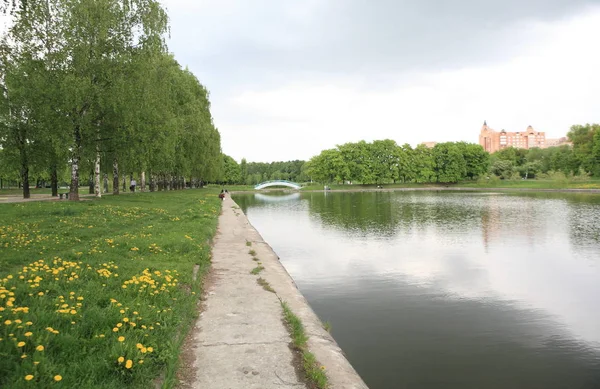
[130,178,137,192]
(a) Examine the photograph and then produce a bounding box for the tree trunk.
[103,173,108,193]
[69,125,81,201]
[88,172,94,194]
[150,174,155,192]
[94,146,101,198]
[21,160,30,199]
[113,157,119,195]
[122,176,126,192]
[141,171,146,192]
[50,165,58,197]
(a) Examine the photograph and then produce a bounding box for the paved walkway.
[188,196,306,389]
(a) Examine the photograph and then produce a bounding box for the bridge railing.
[254,180,302,189]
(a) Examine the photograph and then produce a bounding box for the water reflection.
[234,191,600,389]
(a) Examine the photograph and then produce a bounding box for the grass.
[245,240,252,247]
[248,249,256,256]
[256,278,275,293]
[0,187,92,196]
[323,322,331,333]
[281,302,328,389]
[252,257,259,262]
[0,189,221,388]
[250,266,265,275]
[459,178,600,189]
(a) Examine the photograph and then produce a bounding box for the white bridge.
[254,180,302,190]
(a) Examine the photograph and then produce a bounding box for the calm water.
[233,191,600,389]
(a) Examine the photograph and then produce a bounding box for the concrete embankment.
[186,196,368,389]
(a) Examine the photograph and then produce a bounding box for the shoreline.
[235,196,369,388]
[187,196,368,388]
[232,186,600,194]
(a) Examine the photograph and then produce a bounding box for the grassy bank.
[0,189,221,388]
[458,178,600,189]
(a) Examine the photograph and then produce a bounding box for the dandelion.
[25,375,34,381]
[136,343,143,349]
[118,336,125,342]
[36,345,44,351]
[24,332,32,337]
[147,347,153,353]
[125,360,133,369]
[117,356,124,363]
[4,320,12,325]
[112,327,119,332]
[18,341,26,347]
[54,375,62,382]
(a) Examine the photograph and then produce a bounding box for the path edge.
[233,198,370,389]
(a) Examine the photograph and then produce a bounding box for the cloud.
[162,0,600,162]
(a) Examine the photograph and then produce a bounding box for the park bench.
[59,192,69,200]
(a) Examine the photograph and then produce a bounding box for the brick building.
[479,121,569,153]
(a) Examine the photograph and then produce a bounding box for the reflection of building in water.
[481,195,541,252]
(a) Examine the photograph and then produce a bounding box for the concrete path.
[188,196,306,389]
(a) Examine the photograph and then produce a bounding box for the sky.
[159,0,600,163]
[4,1,600,162]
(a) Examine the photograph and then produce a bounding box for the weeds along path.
[184,196,306,389]
[0,190,221,388]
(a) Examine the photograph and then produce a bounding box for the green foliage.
[306,140,488,184]
[0,0,223,198]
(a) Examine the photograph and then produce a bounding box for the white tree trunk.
[141,171,146,192]
[94,148,101,198]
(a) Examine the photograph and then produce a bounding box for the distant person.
[130,179,136,192]
[219,189,225,200]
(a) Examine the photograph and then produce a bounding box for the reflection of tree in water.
[306,191,397,237]
[306,192,487,237]
[480,192,600,255]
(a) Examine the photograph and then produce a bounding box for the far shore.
[230,185,600,194]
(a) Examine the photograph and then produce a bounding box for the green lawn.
[0,189,221,388]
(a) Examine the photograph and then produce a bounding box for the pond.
[233,190,600,389]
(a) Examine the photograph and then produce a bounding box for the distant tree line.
[304,140,489,184]
[0,0,223,199]
[220,157,308,185]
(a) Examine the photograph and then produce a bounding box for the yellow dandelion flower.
[116,323,123,328]
[123,318,129,323]
[117,356,124,363]
[24,332,32,337]
[4,320,12,325]
[125,360,133,369]
[54,375,62,382]
[139,360,144,364]
[112,327,119,332]
[25,322,33,326]
[36,345,44,351]
[25,375,34,381]
[147,347,153,353]
[18,341,26,347]
[136,343,143,349]
[118,336,125,342]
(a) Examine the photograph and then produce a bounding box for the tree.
[222,154,241,184]
[433,143,467,183]
[490,160,514,179]
[240,158,248,184]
